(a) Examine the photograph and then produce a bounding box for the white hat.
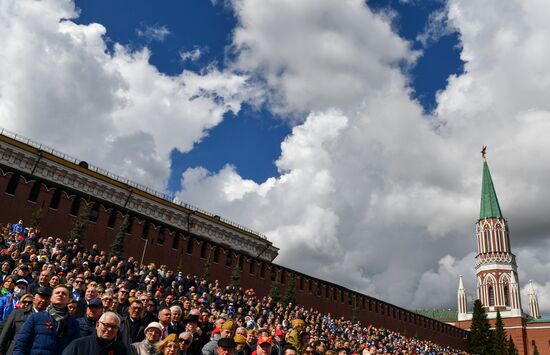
[145,321,163,333]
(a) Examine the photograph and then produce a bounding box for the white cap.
[145,321,163,332]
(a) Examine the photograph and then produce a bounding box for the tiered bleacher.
[0,219,470,354]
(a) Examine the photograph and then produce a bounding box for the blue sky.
[74,0,463,192]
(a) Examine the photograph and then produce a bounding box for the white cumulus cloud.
[137,24,170,42]
[0,0,250,190]
[176,0,550,313]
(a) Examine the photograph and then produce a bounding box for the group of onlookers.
[0,219,469,354]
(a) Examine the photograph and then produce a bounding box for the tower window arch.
[484,228,491,253]
[488,285,495,306]
[495,224,502,252]
[50,189,62,209]
[5,173,20,195]
[503,285,510,306]
[27,181,41,202]
[69,197,81,216]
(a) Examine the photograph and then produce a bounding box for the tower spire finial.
[481,145,487,161]
[480,152,503,219]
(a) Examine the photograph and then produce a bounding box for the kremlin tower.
[458,153,524,320]
[454,149,549,355]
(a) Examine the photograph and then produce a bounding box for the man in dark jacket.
[12,284,79,355]
[62,311,128,355]
[75,285,99,318]
[0,287,51,353]
[119,300,147,347]
[76,298,103,336]
[27,270,51,295]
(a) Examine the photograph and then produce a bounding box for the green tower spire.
[480,160,503,219]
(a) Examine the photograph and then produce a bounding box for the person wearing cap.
[131,321,163,355]
[253,336,273,355]
[0,287,51,352]
[272,329,286,355]
[0,278,28,321]
[15,265,32,285]
[182,312,207,355]
[202,318,234,355]
[201,325,220,355]
[217,337,237,355]
[233,334,249,355]
[75,284,99,318]
[76,298,104,336]
[220,320,235,339]
[286,319,304,354]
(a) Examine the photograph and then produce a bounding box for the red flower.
[44,321,53,329]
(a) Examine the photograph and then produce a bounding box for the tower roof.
[480,160,503,219]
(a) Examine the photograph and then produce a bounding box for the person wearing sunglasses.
[178,331,193,355]
[302,345,316,355]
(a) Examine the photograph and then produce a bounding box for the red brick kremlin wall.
[0,168,469,350]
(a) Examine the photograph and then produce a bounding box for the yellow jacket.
[286,328,301,353]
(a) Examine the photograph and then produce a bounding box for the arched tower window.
[5,173,20,195]
[504,285,510,306]
[495,226,501,252]
[69,197,81,216]
[212,247,220,263]
[497,226,505,252]
[50,189,62,209]
[484,228,491,253]
[88,203,100,223]
[488,285,495,306]
[27,181,41,202]
[200,243,209,259]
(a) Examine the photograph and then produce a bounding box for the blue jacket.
[12,310,80,355]
[11,224,25,234]
[0,292,19,322]
[76,316,97,337]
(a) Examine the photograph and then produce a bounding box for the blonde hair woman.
[156,333,179,355]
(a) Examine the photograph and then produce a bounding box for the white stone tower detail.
[527,280,541,319]
[457,276,468,321]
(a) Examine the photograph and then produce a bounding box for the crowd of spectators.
[0,219,470,355]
